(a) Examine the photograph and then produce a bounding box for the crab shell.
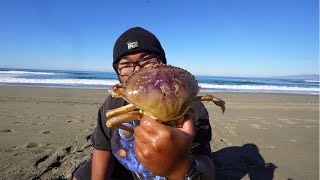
[122,64,200,122]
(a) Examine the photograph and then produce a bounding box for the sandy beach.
[0,86,318,179]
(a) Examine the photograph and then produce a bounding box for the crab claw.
[106,111,143,128]
[106,104,136,119]
[108,83,124,98]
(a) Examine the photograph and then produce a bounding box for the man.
[74,27,215,180]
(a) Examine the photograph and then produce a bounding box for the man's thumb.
[179,115,195,136]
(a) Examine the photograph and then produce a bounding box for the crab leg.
[118,124,135,133]
[106,111,143,129]
[167,108,199,128]
[106,104,136,118]
[195,94,225,113]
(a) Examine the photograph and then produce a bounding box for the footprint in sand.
[67,120,83,123]
[284,121,296,125]
[64,146,72,153]
[86,134,92,141]
[265,145,275,149]
[305,125,317,128]
[38,130,53,134]
[304,119,318,123]
[249,124,268,130]
[224,124,236,135]
[34,154,50,167]
[13,121,27,124]
[248,117,265,120]
[24,142,46,148]
[260,121,271,125]
[219,138,232,146]
[32,123,46,126]
[287,139,297,142]
[274,124,289,128]
[226,130,235,135]
[0,129,14,132]
[278,118,297,125]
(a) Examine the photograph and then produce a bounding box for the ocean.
[0,68,319,95]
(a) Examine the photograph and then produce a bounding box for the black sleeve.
[190,101,212,157]
[91,95,125,151]
[91,108,112,151]
[189,101,216,179]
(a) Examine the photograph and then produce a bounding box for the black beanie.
[113,27,167,71]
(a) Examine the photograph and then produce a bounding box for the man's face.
[116,52,161,83]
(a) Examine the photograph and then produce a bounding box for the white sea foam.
[199,83,320,92]
[0,70,57,75]
[1,70,319,94]
[1,78,318,92]
[0,78,119,86]
[304,80,320,83]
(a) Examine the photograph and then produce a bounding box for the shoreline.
[0,85,319,96]
[0,86,318,179]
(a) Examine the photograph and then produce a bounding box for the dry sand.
[0,86,318,179]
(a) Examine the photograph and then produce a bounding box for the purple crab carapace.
[106,64,225,132]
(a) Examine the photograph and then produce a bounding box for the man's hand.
[134,115,195,179]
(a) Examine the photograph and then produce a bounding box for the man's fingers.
[134,144,144,163]
[140,116,167,133]
[134,126,152,143]
[135,132,146,150]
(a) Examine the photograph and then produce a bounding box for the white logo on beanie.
[127,41,139,50]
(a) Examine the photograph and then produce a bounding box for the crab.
[106,64,225,133]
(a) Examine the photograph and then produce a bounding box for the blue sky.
[0,0,318,76]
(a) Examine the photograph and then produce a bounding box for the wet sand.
[0,86,318,179]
